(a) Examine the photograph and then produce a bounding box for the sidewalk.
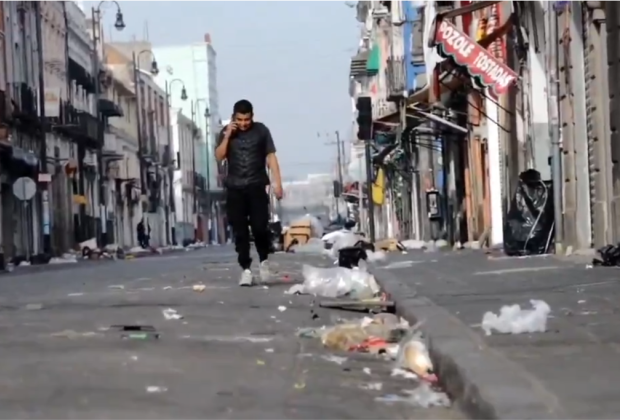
[374,250,620,419]
[0,245,206,277]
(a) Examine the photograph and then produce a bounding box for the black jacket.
[217,122,276,189]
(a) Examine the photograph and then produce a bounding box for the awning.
[433,19,517,96]
[405,11,515,107]
[366,44,380,75]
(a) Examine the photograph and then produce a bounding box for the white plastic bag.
[481,299,550,336]
[366,250,387,262]
[291,238,327,255]
[298,264,379,299]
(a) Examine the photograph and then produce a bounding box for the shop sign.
[434,19,517,95]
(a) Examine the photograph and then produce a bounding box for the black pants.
[226,185,271,269]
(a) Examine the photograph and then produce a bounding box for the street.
[0,247,463,419]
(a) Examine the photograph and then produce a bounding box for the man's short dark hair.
[233,99,253,115]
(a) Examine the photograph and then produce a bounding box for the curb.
[372,264,566,420]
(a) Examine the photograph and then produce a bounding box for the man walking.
[215,99,283,286]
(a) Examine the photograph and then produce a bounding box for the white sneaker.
[259,261,271,284]
[239,269,253,287]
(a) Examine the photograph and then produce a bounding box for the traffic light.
[356,96,372,140]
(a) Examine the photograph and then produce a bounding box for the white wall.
[170,110,196,229]
[153,41,221,190]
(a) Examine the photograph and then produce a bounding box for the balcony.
[98,98,123,118]
[55,102,101,149]
[386,57,406,101]
[11,83,38,125]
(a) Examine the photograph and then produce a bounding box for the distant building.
[153,34,220,192]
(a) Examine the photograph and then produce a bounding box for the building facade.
[153,36,223,243]
[169,109,199,245]
[1,1,43,263]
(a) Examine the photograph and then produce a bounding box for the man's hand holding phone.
[224,121,237,138]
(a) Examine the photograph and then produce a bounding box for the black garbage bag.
[593,244,620,267]
[503,169,555,256]
[268,221,283,253]
[338,246,368,268]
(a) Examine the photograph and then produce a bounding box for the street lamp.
[132,48,159,194]
[203,106,212,244]
[91,0,126,248]
[113,8,125,30]
[164,78,187,245]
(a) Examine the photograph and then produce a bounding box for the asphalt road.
[0,247,464,419]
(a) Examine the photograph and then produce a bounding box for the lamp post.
[132,48,159,195]
[195,99,211,243]
[204,107,212,243]
[164,78,187,245]
[189,101,197,241]
[91,0,125,248]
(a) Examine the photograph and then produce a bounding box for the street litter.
[401,240,427,250]
[109,285,125,290]
[384,260,417,269]
[391,367,418,379]
[291,238,329,255]
[363,367,372,375]
[593,243,620,266]
[360,382,383,391]
[375,383,450,408]
[321,355,347,365]
[290,264,380,299]
[265,348,274,353]
[49,254,78,264]
[192,284,206,292]
[481,299,550,335]
[395,325,438,383]
[366,250,387,262]
[162,308,183,320]
[146,386,167,393]
[278,305,287,312]
[256,359,265,365]
[304,314,409,353]
[319,297,394,313]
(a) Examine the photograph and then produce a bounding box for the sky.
[84,1,360,181]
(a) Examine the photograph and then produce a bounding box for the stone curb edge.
[372,263,567,420]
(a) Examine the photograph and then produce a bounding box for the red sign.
[434,19,517,95]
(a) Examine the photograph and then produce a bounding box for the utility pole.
[364,136,376,243]
[323,131,345,219]
[91,6,107,248]
[35,2,51,254]
[546,2,563,253]
[163,80,171,245]
[132,52,145,195]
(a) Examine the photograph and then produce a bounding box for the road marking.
[473,266,563,276]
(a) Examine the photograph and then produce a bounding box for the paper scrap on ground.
[162,308,183,320]
[481,299,550,336]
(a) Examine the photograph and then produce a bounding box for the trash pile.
[296,314,449,407]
